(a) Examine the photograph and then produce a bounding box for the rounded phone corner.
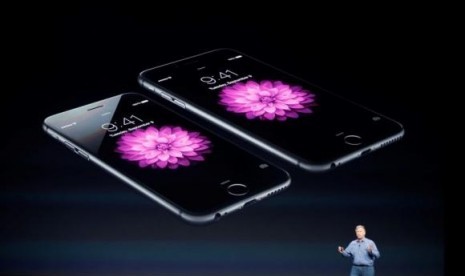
[43,114,60,131]
[118,91,138,97]
[281,169,292,183]
[42,123,49,133]
[209,48,242,54]
[396,122,406,137]
[43,114,54,125]
[138,70,149,79]
[179,211,217,225]
[297,160,333,172]
[381,114,405,137]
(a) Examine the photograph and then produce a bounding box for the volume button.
[62,140,89,161]
[63,140,75,150]
[172,98,186,109]
[159,92,171,101]
[76,149,90,161]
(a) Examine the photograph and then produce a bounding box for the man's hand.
[367,244,373,253]
[338,246,344,253]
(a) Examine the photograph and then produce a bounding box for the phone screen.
[44,93,289,217]
[140,49,403,168]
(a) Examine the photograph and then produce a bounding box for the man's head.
[355,225,366,240]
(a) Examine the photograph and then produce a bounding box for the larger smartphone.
[139,49,404,171]
[43,93,290,224]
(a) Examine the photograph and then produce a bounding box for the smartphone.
[139,49,404,171]
[43,93,290,224]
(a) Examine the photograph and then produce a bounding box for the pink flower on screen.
[116,126,211,169]
[219,80,316,121]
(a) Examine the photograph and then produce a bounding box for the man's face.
[355,228,366,240]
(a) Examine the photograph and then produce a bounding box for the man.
[338,225,380,276]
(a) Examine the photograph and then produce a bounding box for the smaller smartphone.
[43,93,290,224]
[139,49,404,171]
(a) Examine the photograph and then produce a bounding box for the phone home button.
[344,134,362,146]
[227,183,249,196]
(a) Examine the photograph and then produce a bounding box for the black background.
[2,5,443,275]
